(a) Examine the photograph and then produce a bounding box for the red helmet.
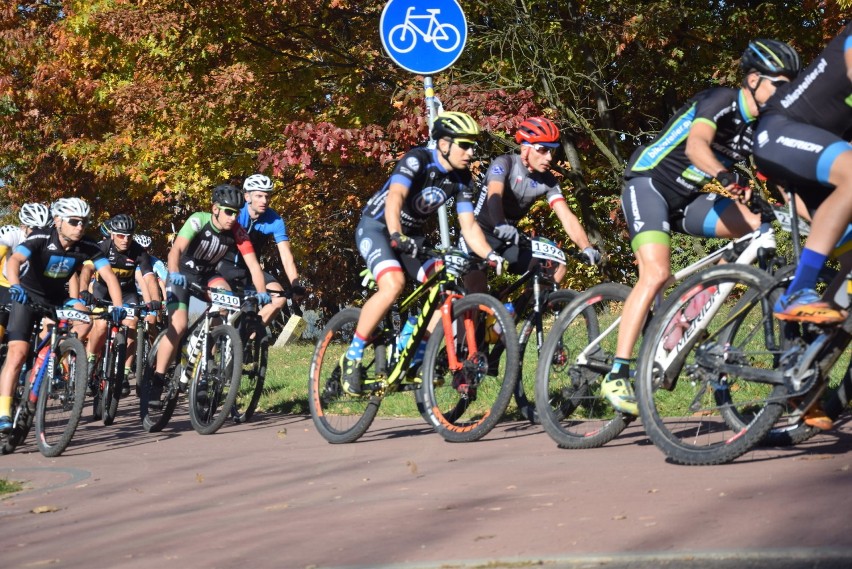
[514,117,560,145]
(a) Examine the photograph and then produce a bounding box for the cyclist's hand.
[716,171,750,199]
[494,223,519,246]
[145,300,162,312]
[582,247,601,266]
[389,232,418,257]
[256,292,272,306]
[290,280,307,299]
[168,272,186,287]
[109,305,127,322]
[486,251,507,276]
[9,284,27,304]
[78,291,95,306]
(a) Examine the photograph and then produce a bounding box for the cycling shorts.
[0,285,9,328]
[621,176,738,250]
[215,262,279,291]
[93,281,139,308]
[356,217,427,282]
[166,272,228,312]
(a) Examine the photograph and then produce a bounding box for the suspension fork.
[439,292,472,372]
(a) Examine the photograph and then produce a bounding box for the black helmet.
[107,214,135,233]
[431,111,480,141]
[212,184,242,209]
[740,39,801,80]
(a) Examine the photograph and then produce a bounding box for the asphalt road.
[1,398,851,569]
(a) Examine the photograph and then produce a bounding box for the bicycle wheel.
[35,337,88,457]
[420,293,520,443]
[101,332,126,426]
[232,323,268,424]
[134,322,152,397]
[308,307,381,444]
[140,329,179,433]
[189,325,242,435]
[635,264,787,465]
[513,289,580,424]
[535,283,631,449]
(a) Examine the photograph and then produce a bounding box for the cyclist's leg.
[0,303,37,431]
[0,285,10,344]
[754,115,851,322]
[681,192,760,239]
[258,272,286,326]
[605,177,673,414]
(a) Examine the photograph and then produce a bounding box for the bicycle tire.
[189,325,243,435]
[232,324,268,424]
[635,264,787,465]
[35,337,88,457]
[308,307,381,444]
[534,282,631,449]
[134,322,152,397]
[513,289,580,424]
[140,329,179,432]
[419,293,520,443]
[102,331,126,426]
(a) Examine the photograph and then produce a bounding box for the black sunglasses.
[454,140,477,151]
[65,218,89,227]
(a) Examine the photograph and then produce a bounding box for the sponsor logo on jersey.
[413,187,447,215]
[489,165,505,175]
[190,217,202,232]
[399,167,413,176]
[780,58,827,109]
[44,255,75,278]
[406,157,420,170]
[47,243,57,251]
[757,130,770,147]
[359,237,372,258]
[776,136,824,153]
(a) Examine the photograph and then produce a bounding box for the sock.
[786,248,827,297]
[608,357,633,380]
[346,333,368,361]
[0,395,12,417]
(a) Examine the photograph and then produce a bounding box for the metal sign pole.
[423,76,451,248]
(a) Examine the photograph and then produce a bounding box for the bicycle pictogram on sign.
[380,0,467,75]
[387,7,461,54]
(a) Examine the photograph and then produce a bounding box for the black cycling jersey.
[361,147,475,233]
[176,212,255,275]
[625,87,756,207]
[761,23,852,136]
[15,228,109,303]
[91,239,153,291]
[475,154,565,232]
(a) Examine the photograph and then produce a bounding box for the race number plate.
[210,291,241,310]
[124,307,137,318]
[56,309,91,323]
[530,239,567,265]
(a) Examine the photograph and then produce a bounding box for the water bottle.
[27,343,51,402]
[180,328,204,386]
[396,316,417,354]
[486,302,515,344]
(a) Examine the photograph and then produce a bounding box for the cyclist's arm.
[4,251,26,287]
[242,251,268,295]
[684,121,726,180]
[135,269,153,304]
[551,200,592,250]
[275,240,299,286]
[168,235,189,274]
[458,211,494,259]
[383,182,408,236]
[94,262,125,308]
[78,261,95,295]
[484,179,509,225]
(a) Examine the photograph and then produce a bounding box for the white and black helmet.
[0,224,19,238]
[51,197,91,220]
[243,174,274,193]
[19,202,52,228]
[133,233,152,249]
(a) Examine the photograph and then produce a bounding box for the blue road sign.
[380,0,467,75]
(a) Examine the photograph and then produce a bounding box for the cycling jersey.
[14,228,109,304]
[0,225,27,287]
[361,147,475,232]
[625,87,756,209]
[475,154,565,232]
[176,212,255,275]
[760,23,852,136]
[89,238,153,291]
[220,204,289,269]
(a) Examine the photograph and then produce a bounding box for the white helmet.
[51,197,91,220]
[133,233,152,248]
[0,224,19,238]
[243,174,274,193]
[19,202,52,228]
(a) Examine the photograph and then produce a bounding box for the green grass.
[0,478,23,495]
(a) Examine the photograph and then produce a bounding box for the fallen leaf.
[277,429,287,439]
[406,460,418,475]
[196,473,204,484]
[612,514,627,520]
[31,505,62,514]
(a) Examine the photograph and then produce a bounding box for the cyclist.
[147,184,271,407]
[0,198,126,433]
[606,39,801,415]
[216,173,304,328]
[79,214,160,396]
[340,111,506,395]
[0,203,53,344]
[462,116,599,291]
[753,23,852,324]
[134,233,168,299]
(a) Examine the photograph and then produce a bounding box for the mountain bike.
[132,303,165,397]
[139,285,244,435]
[228,292,271,424]
[0,302,89,457]
[87,301,135,425]
[534,193,793,450]
[309,248,519,444]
